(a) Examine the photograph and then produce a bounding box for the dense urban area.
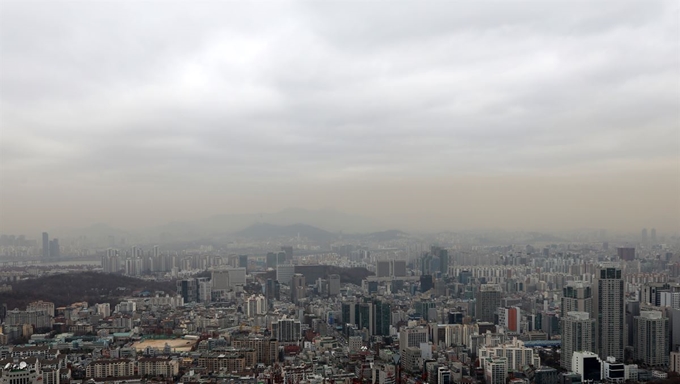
[0,227,678,384]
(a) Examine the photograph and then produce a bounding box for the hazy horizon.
[1,1,679,236]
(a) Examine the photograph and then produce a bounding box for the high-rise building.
[633,311,669,367]
[271,318,301,342]
[281,246,293,262]
[265,279,280,301]
[177,278,199,303]
[42,232,49,258]
[49,238,59,258]
[238,254,248,271]
[328,274,340,296]
[399,326,428,351]
[476,284,502,323]
[561,312,596,370]
[561,281,593,317]
[266,252,278,269]
[291,273,306,304]
[641,228,648,243]
[594,265,625,361]
[497,306,521,332]
[616,247,635,261]
[374,299,391,336]
[276,264,295,286]
[651,228,657,242]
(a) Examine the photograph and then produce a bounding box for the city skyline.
[1,1,678,234]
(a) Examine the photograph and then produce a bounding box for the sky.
[1,1,679,235]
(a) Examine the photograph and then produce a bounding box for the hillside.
[236,223,337,243]
[0,272,175,310]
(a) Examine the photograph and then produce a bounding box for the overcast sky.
[1,1,678,234]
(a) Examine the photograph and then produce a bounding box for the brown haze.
[1,1,678,235]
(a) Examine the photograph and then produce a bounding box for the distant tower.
[42,232,49,258]
[641,228,648,243]
[49,238,60,258]
[651,228,657,243]
[594,264,625,361]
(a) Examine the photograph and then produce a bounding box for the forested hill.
[0,272,175,310]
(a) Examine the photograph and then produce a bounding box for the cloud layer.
[1,1,678,233]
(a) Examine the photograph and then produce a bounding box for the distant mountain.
[361,229,410,242]
[198,207,385,234]
[236,223,337,243]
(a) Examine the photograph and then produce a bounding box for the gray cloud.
[1,1,678,233]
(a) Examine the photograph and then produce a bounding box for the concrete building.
[572,351,602,382]
[561,281,592,316]
[594,265,625,361]
[633,311,669,367]
[670,350,680,374]
[483,357,508,384]
[399,326,428,352]
[560,311,596,370]
[476,284,502,323]
[276,264,295,286]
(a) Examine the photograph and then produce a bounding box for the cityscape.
[0,1,678,384]
[0,224,678,384]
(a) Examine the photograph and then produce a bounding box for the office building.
[276,264,295,286]
[266,252,278,269]
[400,326,428,351]
[572,351,602,382]
[633,311,669,367]
[594,265,625,361]
[374,299,391,336]
[561,312,596,370]
[265,279,280,301]
[177,278,199,303]
[616,247,635,261]
[42,232,49,258]
[238,254,248,271]
[49,239,59,258]
[328,274,340,296]
[271,318,301,342]
[476,284,502,323]
[291,273,306,304]
[281,246,293,262]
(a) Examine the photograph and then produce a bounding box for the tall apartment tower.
[476,284,503,323]
[42,232,49,258]
[561,312,596,370]
[561,281,593,316]
[594,265,625,361]
[633,311,669,367]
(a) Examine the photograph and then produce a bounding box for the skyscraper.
[42,232,49,258]
[616,247,635,261]
[561,312,596,370]
[476,284,502,323]
[633,311,669,367]
[49,238,60,258]
[594,265,625,361]
[291,273,305,304]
